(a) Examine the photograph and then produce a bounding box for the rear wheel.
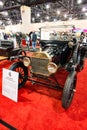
[9,62,28,88]
[62,71,77,109]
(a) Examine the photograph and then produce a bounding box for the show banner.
[2,68,19,102]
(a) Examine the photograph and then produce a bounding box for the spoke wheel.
[9,62,28,88]
[62,71,77,109]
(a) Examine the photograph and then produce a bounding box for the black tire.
[62,71,77,109]
[9,62,28,88]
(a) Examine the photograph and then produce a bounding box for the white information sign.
[2,68,19,102]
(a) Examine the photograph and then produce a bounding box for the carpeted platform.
[0,56,8,61]
[0,58,87,130]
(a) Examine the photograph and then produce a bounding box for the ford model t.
[9,26,85,109]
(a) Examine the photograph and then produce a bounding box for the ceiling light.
[53,19,57,22]
[20,20,22,23]
[40,19,43,23]
[57,10,60,15]
[82,7,86,12]
[77,0,82,4]
[36,13,40,17]
[69,17,72,20]
[0,20,2,25]
[8,20,12,24]
[85,13,87,16]
[7,18,10,21]
[46,16,49,20]
[64,14,67,18]
[32,17,35,21]
[2,11,8,16]
[46,4,50,9]
[0,1,3,6]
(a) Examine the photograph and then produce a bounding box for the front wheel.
[9,62,28,88]
[62,71,77,109]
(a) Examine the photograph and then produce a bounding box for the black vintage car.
[10,25,85,109]
[9,36,86,109]
[0,40,21,60]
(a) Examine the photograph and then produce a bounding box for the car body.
[9,37,86,109]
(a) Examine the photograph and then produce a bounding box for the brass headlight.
[47,62,58,74]
[23,57,30,67]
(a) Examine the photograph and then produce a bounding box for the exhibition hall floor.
[0,58,87,130]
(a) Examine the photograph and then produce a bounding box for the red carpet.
[0,59,87,130]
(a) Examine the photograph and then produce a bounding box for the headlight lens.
[47,62,58,73]
[23,57,30,67]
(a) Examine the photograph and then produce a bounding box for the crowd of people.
[0,30,87,51]
[0,31,38,50]
[25,31,37,50]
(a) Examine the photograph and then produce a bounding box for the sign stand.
[2,68,19,102]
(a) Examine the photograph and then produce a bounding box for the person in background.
[86,33,87,43]
[29,31,33,47]
[25,34,30,50]
[80,32,87,64]
[0,33,4,39]
[15,33,22,48]
[80,32,86,43]
[31,31,37,50]
[4,33,8,40]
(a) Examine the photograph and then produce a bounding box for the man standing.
[32,31,37,50]
[25,34,30,50]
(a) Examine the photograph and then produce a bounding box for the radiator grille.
[31,58,50,76]
[30,52,51,76]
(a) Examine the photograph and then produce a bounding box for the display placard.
[2,68,19,102]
